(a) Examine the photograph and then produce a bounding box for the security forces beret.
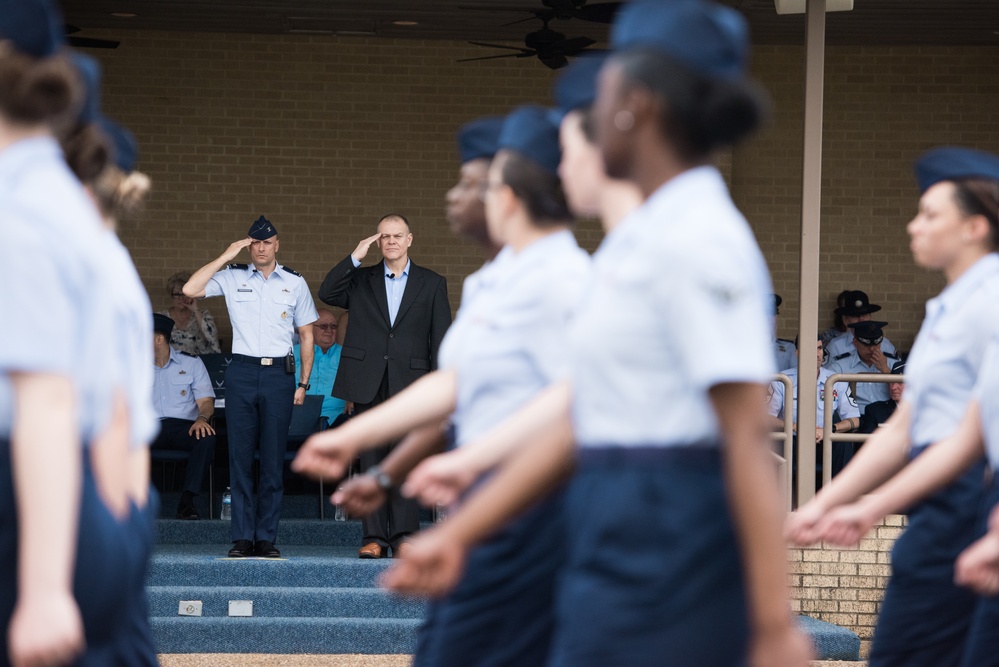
[248,215,277,240]
[153,313,175,337]
[849,320,888,347]
[610,0,749,80]
[835,290,881,317]
[96,117,138,173]
[68,52,101,124]
[457,116,504,164]
[772,294,782,315]
[0,0,64,58]
[554,52,609,115]
[891,360,906,375]
[915,147,999,194]
[498,105,562,176]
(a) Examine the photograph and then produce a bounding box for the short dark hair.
[612,47,769,161]
[951,179,999,251]
[497,150,572,227]
[377,213,411,233]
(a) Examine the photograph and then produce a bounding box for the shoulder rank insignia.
[886,351,899,360]
[180,351,197,358]
[227,263,249,270]
[833,351,851,360]
[282,266,302,277]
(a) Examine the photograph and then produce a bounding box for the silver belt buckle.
[261,357,274,366]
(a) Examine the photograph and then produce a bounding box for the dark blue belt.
[231,353,285,366]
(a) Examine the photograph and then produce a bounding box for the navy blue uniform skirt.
[958,475,999,667]
[868,453,989,667]
[0,438,133,666]
[549,445,749,667]
[413,490,566,667]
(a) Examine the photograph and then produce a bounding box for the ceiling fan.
[65,25,120,50]
[463,0,624,25]
[459,16,597,70]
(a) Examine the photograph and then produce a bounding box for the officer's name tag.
[237,288,253,292]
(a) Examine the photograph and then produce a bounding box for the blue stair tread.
[796,614,861,661]
[157,518,434,546]
[152,616,420,654]
[148,585,426,619]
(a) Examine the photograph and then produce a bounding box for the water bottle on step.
[220,487,232,520]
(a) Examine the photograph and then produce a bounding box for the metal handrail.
[769,373,795,512]
[820,372,904,487]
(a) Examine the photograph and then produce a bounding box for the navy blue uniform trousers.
[225,358,295,543]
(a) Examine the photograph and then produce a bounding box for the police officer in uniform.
[772,294,797,371]
[151,313,216,519]
[825,290,898,361]
[858,360,904,435]
[185,216,318,557]
[827,320,899,414]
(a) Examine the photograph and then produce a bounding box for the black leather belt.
[231,353,281,366]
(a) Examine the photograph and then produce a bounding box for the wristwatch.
[297,382,310,390]
[366,465,393,491]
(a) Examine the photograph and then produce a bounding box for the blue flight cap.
[610,0,749,80]
[498,105,562,176]
[554,52,610,115]
[849,321,888,347]
[914,147,999,193]
[457,116,504,164]
[772,293,782,315]
[248,215,277,240]
[68,51,102,124]
[96,117,138,173]
[153,313,175,337]
[0,0,64,58]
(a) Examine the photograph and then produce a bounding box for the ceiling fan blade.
[64,23,82,35]
[558,36,597,53]
[572,2,624,23]
[539,53,569,69]
[67,36,120,49]
[467,41,534,54]
[458,52,535,63]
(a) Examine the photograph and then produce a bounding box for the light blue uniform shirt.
[102,231,158,449]
[0,137,117,444]
[438,231,591,446]
[205,263,319,357]
[825,332,897,362]
[904,253,999,450]
[975,337,999,469]
[153,349,214,421]
[570,167,775,448]
[768,367,860,427]
[827,347,893,413]
[294,343,347,421]
[350,256,411,326]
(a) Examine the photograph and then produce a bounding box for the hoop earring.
[613,110,635,132]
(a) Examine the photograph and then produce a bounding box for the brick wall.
[789,515,906,658]
[84,31,999,351]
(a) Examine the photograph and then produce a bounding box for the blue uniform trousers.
[224,358,295,543]
[151,418,215,495]
[413,491,565,667]
[0,439,133,667]
[550,446,749,667]
[868,456,989,667]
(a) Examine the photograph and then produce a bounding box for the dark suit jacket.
[319,254,452,404]
[858,399,897,435]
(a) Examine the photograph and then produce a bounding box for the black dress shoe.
[228,540,254,558]
[176,501,199,520]
[254,540,281,558]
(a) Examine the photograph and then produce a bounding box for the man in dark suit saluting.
[319,214,452,558]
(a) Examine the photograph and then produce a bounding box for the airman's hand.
[332,474,386,519]
[351,233,382,263]
[221,238,253,263]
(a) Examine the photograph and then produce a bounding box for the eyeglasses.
[314,323,337,331]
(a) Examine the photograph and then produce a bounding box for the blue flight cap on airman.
[68,51,102,124]
[610,0,749,80]
[153,313,175,337]
[554,52,609,115]
[849,321,888,347]
[96,117,138,172]
[0,0,64,58]
[248,215,277,240]
[498,105,562,176]
[914,147,999,193]
[772,294,782,315]
[457,116,504,164]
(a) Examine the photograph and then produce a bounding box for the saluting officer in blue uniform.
[827,320,899,414]
[185,216,318,558]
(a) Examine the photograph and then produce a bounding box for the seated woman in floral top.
[158,271,221,355]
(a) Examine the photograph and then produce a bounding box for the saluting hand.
[221,238,253,263]
[402,449,478,508]
[379,527,468,598]
[351,232,382,263]
[332,475,386,519]
[291,428,359,481]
